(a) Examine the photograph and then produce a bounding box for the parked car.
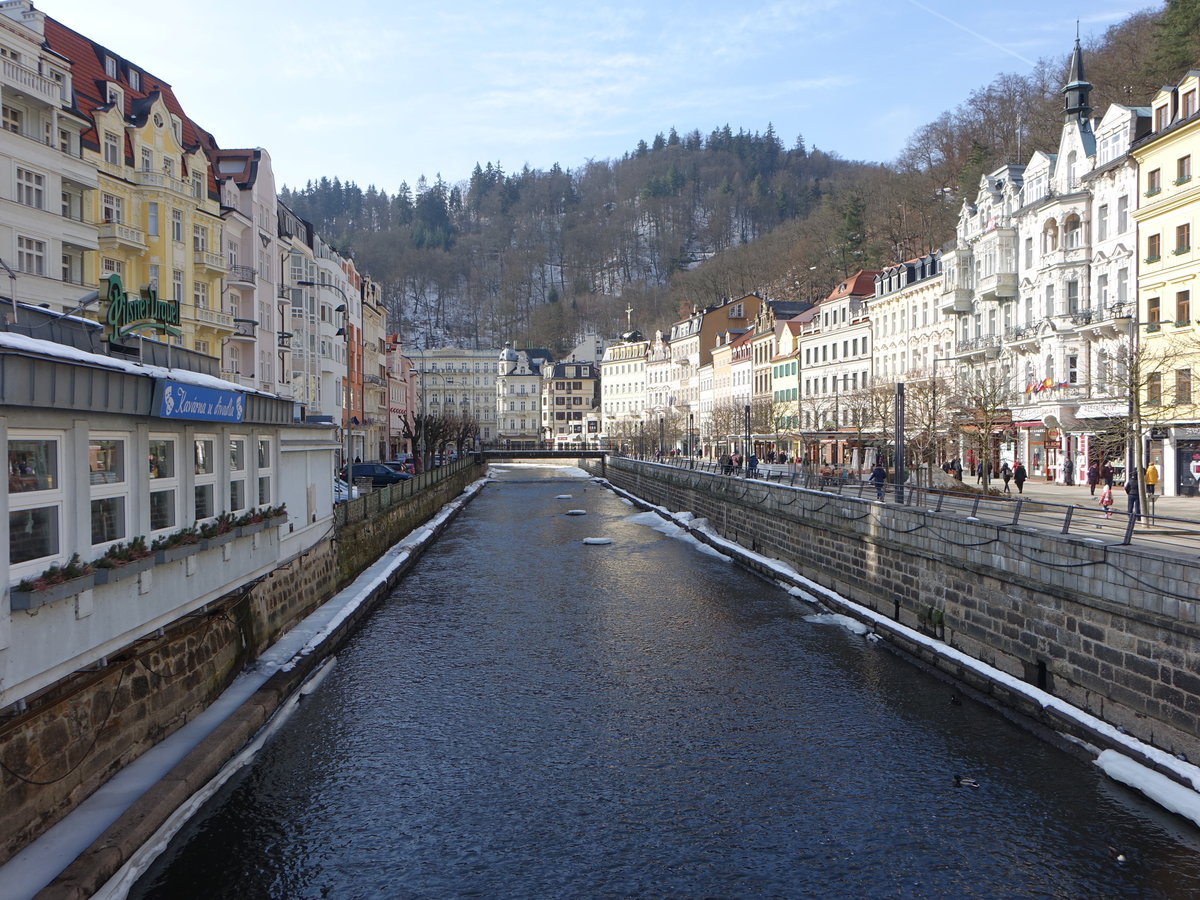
[345,462,412,486]
[334,478,359,503]
[383,461,415,477]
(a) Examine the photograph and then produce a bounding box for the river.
[129,464,1200,898]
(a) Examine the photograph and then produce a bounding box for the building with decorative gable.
[44,14,232,357]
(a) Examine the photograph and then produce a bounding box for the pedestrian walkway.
[975,477,1193,522]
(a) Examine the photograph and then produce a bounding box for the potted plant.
[265,503,288,526]
[199,512,238,550]
[93,536,155,585]
[10,553,96,610]
[152,526,200,564]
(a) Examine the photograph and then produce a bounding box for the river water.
[130,465,1200,899]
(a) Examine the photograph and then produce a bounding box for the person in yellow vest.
[1145,459,1160,495]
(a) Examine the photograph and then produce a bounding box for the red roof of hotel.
[44,16,220,194]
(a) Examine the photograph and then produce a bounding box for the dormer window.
[104,55,117,79]
[1155,105,1169,131]
[128,69,140,91]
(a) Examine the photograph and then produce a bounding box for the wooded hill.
[280,2,1199,357]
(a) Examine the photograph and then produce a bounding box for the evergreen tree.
[1149,0,1200,83]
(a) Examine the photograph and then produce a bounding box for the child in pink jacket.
[1098,483,1113,518]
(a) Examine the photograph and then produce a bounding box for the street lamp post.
[299,279,354,474]
[658,415,664,458]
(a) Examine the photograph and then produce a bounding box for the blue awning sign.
[154,380,246,422]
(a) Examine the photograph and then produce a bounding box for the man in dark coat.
[869,463,888,500]
[1013,461,1027,494]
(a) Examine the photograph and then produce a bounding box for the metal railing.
[333,456,478,527]
[630,456,1200,552]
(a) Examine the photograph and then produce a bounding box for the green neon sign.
[104,273,182,341]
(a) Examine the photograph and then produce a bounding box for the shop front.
[1176,436,1200,497]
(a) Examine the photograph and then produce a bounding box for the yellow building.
[1132,70,1200,497]
[46,18,231,356]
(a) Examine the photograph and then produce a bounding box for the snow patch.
[1096,750,1200,829]
[556,495,573,499]
[582,537,613,545]
[805,613,872,636]
[565,509,587,516]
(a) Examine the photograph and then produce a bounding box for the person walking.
[747,453,759,477]
[1125,476,1142,521]
[870,462,888,500]
[1146,460,1160,496]
[1000,462,1012,494]
[1101,462,1115,488]
[1099,482,1114,519]
[1087,463,1100,496]
[1013,461,1027,494]
[951,458,963,481]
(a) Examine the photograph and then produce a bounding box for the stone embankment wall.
[601,459,1200,768]
[0,463,480,868]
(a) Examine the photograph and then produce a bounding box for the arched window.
[1064,214,1082,249]
[1043,219,1059,253]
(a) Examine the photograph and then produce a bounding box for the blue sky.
[39,0,1153,193]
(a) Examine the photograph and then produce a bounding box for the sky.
[35,0,1155,194]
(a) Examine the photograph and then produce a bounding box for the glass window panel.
[258,475,271,506]
[230,480,246,511]
[10,505,59,563]
[91,496,126,544]
[149,439,175,478]
[229,439,245,472]
[194,439,214,475]
[195,484,214,519]
[257,439,270,469]
[89,439,125,485]
[150,490,176,531]
[8,439,57,492]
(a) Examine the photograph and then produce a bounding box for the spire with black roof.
[1062,34,1093,127]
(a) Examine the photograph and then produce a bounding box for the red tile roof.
[44,16,220,194]
[824,270,881,302]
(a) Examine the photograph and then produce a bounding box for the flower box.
[236,521,266,538]
[93,555,155,585]
[266,513,288,528]
[154,543,200,565]
[10,573,96,610]
[200,530,238,551]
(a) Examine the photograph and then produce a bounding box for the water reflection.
[132,466,1200,899]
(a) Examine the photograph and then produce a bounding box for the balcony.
[134,169,192,196]
[228,265,257,286]
[364,374,385,386]
[98,221,146,250]
[2,56,65,107]
[940,286,973,315]
[1076,303,1134,339]
[977,271,1017,301]
[955,334,1002,360]
[194,250,229,274]
[183,304,234,332]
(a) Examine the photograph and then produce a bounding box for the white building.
[599,333,649,452]
[412,347,499,444]
[496,344,551,447]
[0,2,97,313]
